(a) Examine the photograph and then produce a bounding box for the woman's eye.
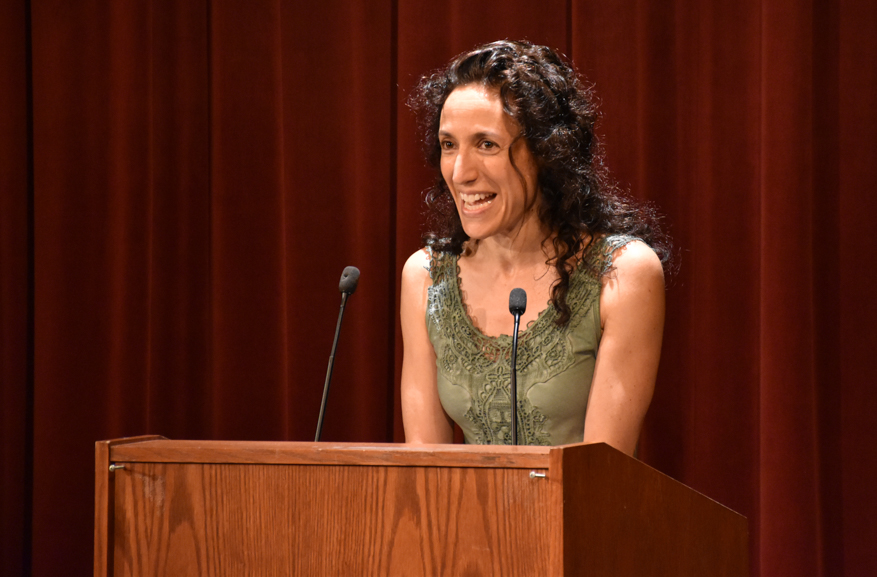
[481,140,497,150]
[440,140,455,150]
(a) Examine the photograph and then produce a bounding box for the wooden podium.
[95,437,747,576]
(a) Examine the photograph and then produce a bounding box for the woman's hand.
[584,241,666,456]
[400,249,455,444]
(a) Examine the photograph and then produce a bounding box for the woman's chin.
[460,223,492,241]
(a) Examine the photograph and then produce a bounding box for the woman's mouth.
[461,193,497,210]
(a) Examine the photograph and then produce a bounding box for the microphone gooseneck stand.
[315,266,360,442]
[508,288,527,446]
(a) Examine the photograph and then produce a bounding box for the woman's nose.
[452,149,478,184]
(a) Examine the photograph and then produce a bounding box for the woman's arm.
[400,249,455,443]
[584,241,666,456]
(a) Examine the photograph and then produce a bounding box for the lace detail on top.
[426,235,637,445]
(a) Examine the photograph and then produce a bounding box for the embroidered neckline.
[451,260,559,345]
[440,239,613,343]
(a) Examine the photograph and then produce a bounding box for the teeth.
[462,193,494,207]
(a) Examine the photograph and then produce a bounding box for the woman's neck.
[465,220,556,277]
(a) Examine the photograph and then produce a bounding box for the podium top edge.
[101,438,556,469]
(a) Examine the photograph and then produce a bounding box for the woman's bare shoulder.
[610,239,664,281]
[599,239,665,326]
[402,248,431,286]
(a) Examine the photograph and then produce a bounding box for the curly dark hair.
[408,40,673,325]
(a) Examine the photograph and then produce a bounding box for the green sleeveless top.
[426,235,636,446]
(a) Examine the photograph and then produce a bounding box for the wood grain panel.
[112,462,555,576]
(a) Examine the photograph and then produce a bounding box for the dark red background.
[2,1,875,576]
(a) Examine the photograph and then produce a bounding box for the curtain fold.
[837,1,877,573]
[758,1,821,572]
[208,0,292,440]
[1,1,875,575]
[0,3,31,575]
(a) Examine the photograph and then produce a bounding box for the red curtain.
[2,1,875,576]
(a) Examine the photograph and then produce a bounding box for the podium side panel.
[560,444,748,576]
[95,442,112,577]
[111,462,555,576]
[97,436,163,577]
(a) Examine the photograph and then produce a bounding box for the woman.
[400,40,670,456]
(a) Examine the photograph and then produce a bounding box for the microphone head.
[509,288,527,316]
[339,266,360,295]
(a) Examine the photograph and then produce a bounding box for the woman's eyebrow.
[438,129,502,140]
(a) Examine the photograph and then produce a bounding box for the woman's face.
[438,84,540,242]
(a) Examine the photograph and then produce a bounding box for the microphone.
[508,288,526,445]
[339,266,359,295]
[315,266,360,441]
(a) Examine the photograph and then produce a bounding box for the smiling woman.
[400,40,672,455]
